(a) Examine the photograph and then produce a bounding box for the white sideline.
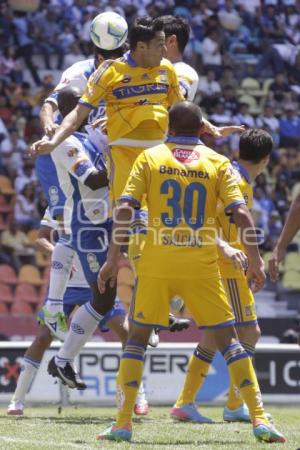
[0,436,88,449]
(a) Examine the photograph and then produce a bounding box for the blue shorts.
[38,286,126,332]
[71,220,112,284]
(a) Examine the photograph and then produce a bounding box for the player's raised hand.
[97,260,118,293]
[44,121,59,137]
[269,245,286,281]
[215,125,247,138]
[246,255,266,292]
[91,116,108,134]
[30,139,55,156]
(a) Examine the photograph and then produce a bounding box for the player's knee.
[214,325,237,351]
[90,282,116,316]
[36,327,52,350]
[108,316,128,345]
[237,324,261,346]
[127,325,151,346]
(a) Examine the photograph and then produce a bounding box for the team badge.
[172,148,200,163]
[48,185,58,206]
[121,74,131,83]
[67,148,78,157]
[87,253,100,273]
[141,73,150,80]
[244,305,252,317]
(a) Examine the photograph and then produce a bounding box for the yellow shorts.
[223,277,257,326]
[106,145,145,205]
[129,275,235,329]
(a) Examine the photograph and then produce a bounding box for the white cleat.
[42,306,68,342]
[7,400,24,416]
[148,329,159,347]
[134,384,149,416]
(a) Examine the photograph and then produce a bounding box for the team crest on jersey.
[87,253,100,273]
[159,69,168,83]
[141,73,150,80]
[172,148,200,163]
[121,74,131,83]
[67,148,78,157]
[48,186,59,206]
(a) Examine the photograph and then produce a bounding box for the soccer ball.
[90,12,128,50]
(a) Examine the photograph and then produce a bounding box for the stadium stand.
[0,0,300,336]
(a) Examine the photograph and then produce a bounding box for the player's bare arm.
[269,191,300,281]
[216,237,248,271]
[232,203,266,292]
[39,101,59,137]
[31,103,90,155]
[201,119,246,138]
[36,226,55,256]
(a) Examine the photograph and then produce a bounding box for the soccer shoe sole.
[7,409,24,416]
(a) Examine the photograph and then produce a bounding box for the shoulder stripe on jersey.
[92,60,115,84]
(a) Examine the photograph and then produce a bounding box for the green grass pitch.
[0,405,299,449]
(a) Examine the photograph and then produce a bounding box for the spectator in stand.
[264,210,283,251]
[269,72,291,104]
[14,184,40,230]
[58,24,76,54]
[0,94,12,125]
[34,7,64,70]
[10,81,34,117]
[220,67,238,91]
[0,47,22,84]
[259,4,284,44]
[80,10,94,56]
[201,28,223,78]
[0,2,14,48]
[234,103,255,128]
[32,75,55,114]
[13,11,40,86]
[0,128,27,177]
[14,162,37,194]
[279,104,300,148]
[209,101,233,126]
[256,104,280,147]
[273,175,291,217]
[0,117,8,143]
[197,69,221,113]
[1,221,35,271]
[252,185,275,233]
[288,52,300,96]
[220,85,239,116]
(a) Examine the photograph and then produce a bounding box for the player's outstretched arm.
[36,225,55,256]
[216,237,248,271]
[232,203,266,292]
[201,119,246,138]
[98,203,133,294]
[31,104,90,156]
[269,191,300,281]
[40,101,59,137]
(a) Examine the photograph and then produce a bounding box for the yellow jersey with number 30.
[80,51,183,145]
[217,161,253,279]
[120,137,246,280]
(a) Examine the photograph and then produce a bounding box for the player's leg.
[183,277,285,443]
[223,277,261,421]
[7,323,52,415]
[43,240,74,341]
[97,276,170,442]
[104,302,149,416]
[171,331,216,423]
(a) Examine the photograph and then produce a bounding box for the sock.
[226,341,256,411]
[55,302,103,368]
[46,242,74,316]
[176,345,215,407]
[11,356,40,403]
[222,342,267,424]
[116,341,146,428]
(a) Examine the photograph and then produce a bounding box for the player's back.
[133,138,244,280]
[217,160,253,278]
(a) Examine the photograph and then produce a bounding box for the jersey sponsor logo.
[87,253,100,273]
[172,148,200,163]
[136,311,145,319]
[73,159,93,177]
[159,165,209,179]
[141,73,150,80]
[48,186,59,206]
[67,148,78,158]
[51,260,64,270]
[112,83,168,99]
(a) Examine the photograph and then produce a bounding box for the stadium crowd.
[0,0,300,310]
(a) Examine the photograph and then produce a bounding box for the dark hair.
[160,15,190,53]
[239,129,273,163]
[94,43,127,60]
[57,87,81,117]
[129,17,164,50]
[169,101,202,136]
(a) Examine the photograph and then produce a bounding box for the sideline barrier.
[0,342,299,404]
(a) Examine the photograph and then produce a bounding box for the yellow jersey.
[80,51,183,146]
[121,136,245,280]
[217,161,253,279]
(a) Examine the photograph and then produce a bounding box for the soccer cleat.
[47,356,86,390]
[169,314,191,332]
[224,404,273,423]
[7,400,24,416]
[96,423,132,442]
[42,307,68,342]
[170,404,213,423]
[253,420,286,443]
[148,329,159,347]
[134,384,149,416]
